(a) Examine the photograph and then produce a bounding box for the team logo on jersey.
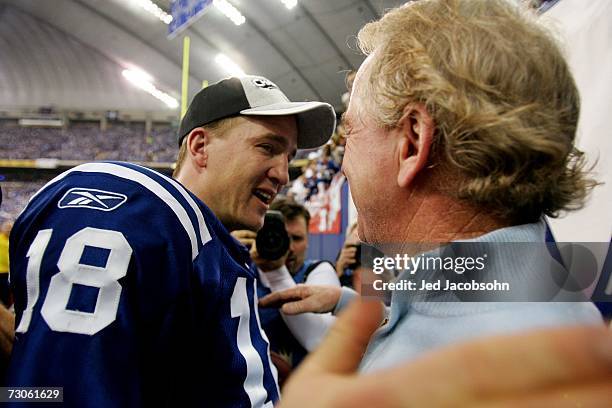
[58,188,127,211]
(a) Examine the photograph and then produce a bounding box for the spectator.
[287,174,308,203]
[7,75,336,406]
[232,198,339,383]
[334,222,360,287]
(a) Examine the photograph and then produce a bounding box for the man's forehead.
[346,55,375,120]
[286,216,308,231]
[353,54,375,90]
[241,118,298,159]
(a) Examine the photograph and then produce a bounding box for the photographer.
[334,222,364,290]
[232,198,339,382]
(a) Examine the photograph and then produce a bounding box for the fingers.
[377,325,612,406]
[259,285,341,314]
[231,230,256,248]
[258,285,310,309]
[230,230,257,240]
[340,247,357,260]
[264,296,304,310]
[298,300,384,375]
[281,293,322,315]
[337,248,358,275]
[282,286,341,315]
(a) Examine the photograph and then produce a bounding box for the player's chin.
[243,210,265,232]
[253,219,265,232]
[247,202,267,229]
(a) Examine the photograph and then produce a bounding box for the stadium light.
[132,0,173,24]
[122,69,179,109]
[215,54,246,76]
[213,0,246,26]
[280,0,298,10]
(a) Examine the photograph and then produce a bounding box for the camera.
[256,211,290,260]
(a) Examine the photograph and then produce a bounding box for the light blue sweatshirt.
[334,221,603,373]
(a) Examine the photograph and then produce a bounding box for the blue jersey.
[7,162,279,407]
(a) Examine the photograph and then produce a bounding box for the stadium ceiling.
[0,0,405,114]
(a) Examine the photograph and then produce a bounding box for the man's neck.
[362,185,511,248]
[398,192,510,244]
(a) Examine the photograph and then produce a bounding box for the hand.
[230,230,288,272]
[230,230,257,250]
[335,244,358,277]
[258,284,341,315]
[279,301,612,407]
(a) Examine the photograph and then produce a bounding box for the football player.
[7,76,335,406]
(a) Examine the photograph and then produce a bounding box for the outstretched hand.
[258,284,342,315]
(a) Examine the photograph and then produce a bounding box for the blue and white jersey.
[8,161,279,407]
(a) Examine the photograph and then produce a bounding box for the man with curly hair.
[263,1,609,405]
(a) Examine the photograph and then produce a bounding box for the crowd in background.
[0,121,177,163]
[0,103,352,225]
[0,182,45,223]
[285,130,344,203]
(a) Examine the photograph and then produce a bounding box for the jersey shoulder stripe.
[23,162,205,260]
[116,162,212,248]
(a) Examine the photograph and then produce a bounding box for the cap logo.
[252,78,277,90]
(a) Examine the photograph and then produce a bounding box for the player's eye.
[258,144,274,154]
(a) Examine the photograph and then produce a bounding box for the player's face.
[205,116,298,231]
[342,57,400,243]
[285,216,308,275]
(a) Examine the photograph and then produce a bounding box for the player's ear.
[186,127,210,168]
[397,104,434,188]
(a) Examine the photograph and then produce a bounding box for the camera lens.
[256,211,290,260]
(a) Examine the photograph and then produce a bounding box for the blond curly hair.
[357,0,597,223]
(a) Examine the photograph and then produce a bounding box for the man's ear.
[186,128,210,168]
[397,104,434,188]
